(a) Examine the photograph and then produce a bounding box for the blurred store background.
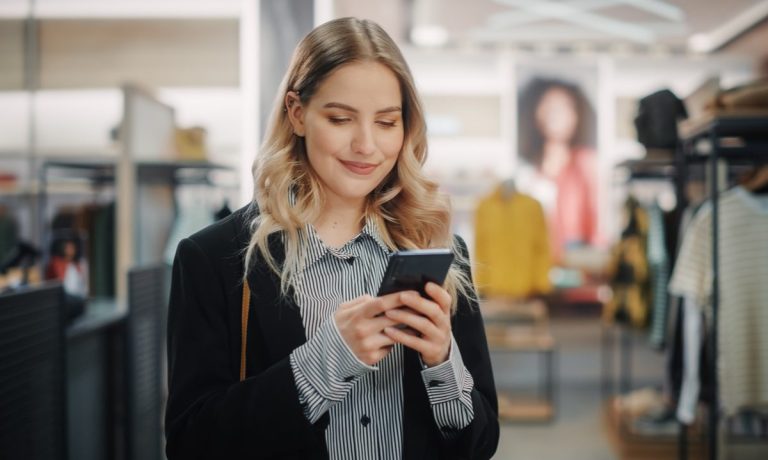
[2,0,768,459]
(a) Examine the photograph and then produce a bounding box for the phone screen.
[377,249,454,297]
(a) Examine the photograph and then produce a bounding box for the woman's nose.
[352,124,376,155]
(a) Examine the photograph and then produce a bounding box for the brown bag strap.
[239,281,251,381]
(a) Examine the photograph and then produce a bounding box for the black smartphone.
[377,249,455,298]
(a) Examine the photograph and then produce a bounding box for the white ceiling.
[334,0,768,55]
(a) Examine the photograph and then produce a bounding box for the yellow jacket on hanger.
[603,197,650,327]
[474,186,552,298]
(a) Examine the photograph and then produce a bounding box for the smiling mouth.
[340,160,378,175]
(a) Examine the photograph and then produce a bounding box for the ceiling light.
[688,33,711,53]
[410,24,449,47]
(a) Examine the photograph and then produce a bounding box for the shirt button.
[360,415,371,427]
[343,375,355,383]
[346,257,355,265]
[428,379,445,388]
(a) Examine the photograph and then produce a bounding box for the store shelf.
[1,148,119,162]
[614,158,677,181]
[603,397,706,460]
[1,180,105,197]
[486,326,554,352]
[486,300,557,424]
[498,395,554,423]
[679,112,768,158]
[481,298,549,324]
[40,158,233,174]
[678,110,768,140]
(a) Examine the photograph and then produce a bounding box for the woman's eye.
[329,117,350,124]
[377,120,397,128]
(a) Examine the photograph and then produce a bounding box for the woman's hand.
[383,282,452,367]
[334,293,402,366]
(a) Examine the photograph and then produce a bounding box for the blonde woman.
[166,17,498,459]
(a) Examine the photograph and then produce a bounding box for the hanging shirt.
[474,186,552,298]
[603,197,649,327]
[675,296,704,424]
[668,186,768,415]
[647,203,671,348]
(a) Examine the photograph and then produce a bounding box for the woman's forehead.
[309,61,402,111]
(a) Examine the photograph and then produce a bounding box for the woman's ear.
[285,91,306,137]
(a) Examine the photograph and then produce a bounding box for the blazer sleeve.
[444,235,500,459]
[165,237,326,459]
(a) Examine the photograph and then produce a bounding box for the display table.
[482,298,557,423]
[603,397,705,460]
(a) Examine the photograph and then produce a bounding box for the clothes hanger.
[500,177,516,199]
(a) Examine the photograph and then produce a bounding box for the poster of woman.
[516,67,599,260]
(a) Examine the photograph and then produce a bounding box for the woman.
[165,17,498,459]
[517,77,598,258]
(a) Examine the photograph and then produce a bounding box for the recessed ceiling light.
[411,24,449,47]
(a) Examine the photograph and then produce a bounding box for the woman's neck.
[312,199,366,249]
[540,141,570,179]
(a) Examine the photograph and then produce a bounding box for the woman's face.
[286,60,404,209]
[63,241,76,260]
[535,86,578,143]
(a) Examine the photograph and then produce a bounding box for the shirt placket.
[337,242,379,460]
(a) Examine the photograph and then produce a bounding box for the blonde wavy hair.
[243,17,474,312]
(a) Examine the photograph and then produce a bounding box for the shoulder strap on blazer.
[239,281,251,381]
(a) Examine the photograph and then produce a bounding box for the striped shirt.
[668,186,768,415]
[647,203,670,349]
[289,218,475,459]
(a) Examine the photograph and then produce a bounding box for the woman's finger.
[385,306,440,338]
[366,331,397,350]
[398,291,446,328]
[362,292,403,318]
[369,314,401,332]
[424,282,452,314]
[383,326,430,355]
[384,325,449,367]
[340,294,373,311]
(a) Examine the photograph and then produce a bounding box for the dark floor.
[492,317,666,459]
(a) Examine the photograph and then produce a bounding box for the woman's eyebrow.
[323,102,402,114]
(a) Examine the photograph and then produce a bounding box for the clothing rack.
[619,156,700,460]
[605,159,676,402]
[37,154,232,285]
[600,158,697,459]
[677,113,768,460]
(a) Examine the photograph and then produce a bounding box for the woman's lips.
[340,160,377,175]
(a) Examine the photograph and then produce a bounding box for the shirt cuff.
[420,335,472,405]
[420,335,475,436]
[291,317,376,403]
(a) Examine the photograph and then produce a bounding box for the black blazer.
[165,204,499,459]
